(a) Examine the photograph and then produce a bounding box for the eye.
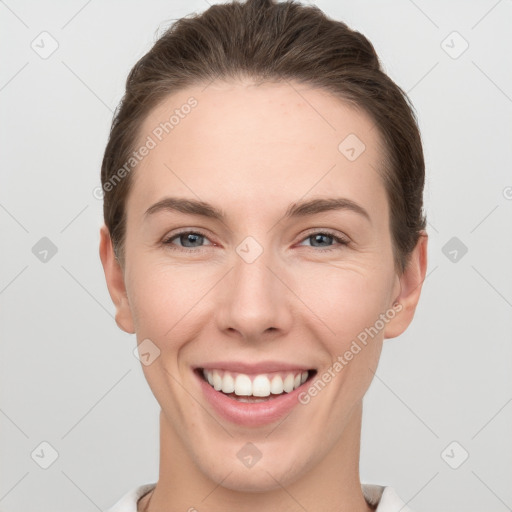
[298,230,350,251]
[162,230,214,251]
[161,229,350,253]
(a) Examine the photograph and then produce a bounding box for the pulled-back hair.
[101,0,426,274]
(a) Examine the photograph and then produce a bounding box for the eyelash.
[161,229,350,253]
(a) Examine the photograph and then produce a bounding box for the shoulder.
[105,483,156,512]
[362,484,414,511]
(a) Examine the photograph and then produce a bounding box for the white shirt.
[106,482,414,511]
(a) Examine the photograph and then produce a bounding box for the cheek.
[294,261,393,344]
[127,258,211,338]
[127,258,393,345]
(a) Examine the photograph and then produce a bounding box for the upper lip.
[195,360,315,374]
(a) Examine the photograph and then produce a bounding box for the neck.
[144,403,372,512]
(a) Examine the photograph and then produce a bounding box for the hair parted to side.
[101,0,426,274]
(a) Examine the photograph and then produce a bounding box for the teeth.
[270,375,284,394]
[212,370,222,391]
[221,373,235,394]
[234,374,252,396]
[252,375,271,397]
[202,368,309,397]
[234,397,271,403]
[283,373,295,392]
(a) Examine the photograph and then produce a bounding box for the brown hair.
[101,0,426,274]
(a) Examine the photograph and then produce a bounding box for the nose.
[215,244,293,342]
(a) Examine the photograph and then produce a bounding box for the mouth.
[193,365,317,426]
[195,368,317,402]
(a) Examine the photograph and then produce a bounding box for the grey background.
[1,0,511,511]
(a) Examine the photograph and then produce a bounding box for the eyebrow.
[144,196,371,224]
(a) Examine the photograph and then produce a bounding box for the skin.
[100,80,428,512]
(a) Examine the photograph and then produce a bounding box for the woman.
[100,0,428,510]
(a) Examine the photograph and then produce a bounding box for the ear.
[99,224,135,334]
[384,231,428,339]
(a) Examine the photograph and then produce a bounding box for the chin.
[214,466,290,493]
[195,446,309,494]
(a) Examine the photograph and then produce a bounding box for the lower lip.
[194,370,312,427]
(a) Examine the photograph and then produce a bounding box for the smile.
[194,365,317,426]
[201,368,310,401]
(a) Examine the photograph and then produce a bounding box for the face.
[102,80,419,492]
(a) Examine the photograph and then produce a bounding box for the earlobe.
[384,231,428,340]
[99,225,135,334]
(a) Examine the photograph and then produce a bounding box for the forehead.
[127,80,388,223]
